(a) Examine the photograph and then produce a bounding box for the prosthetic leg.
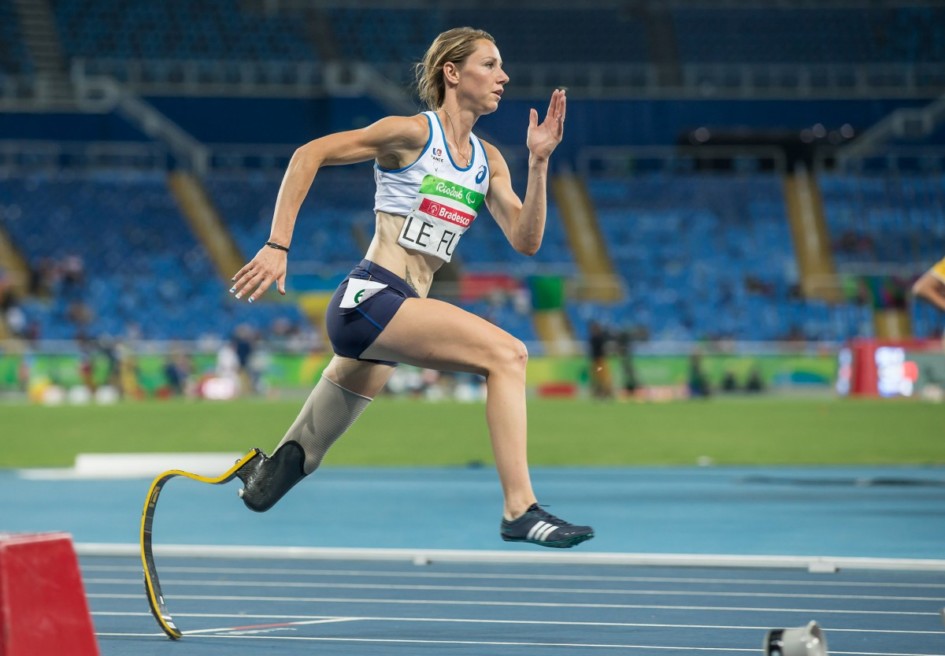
[141,377,371,639]
[140,449,260,640]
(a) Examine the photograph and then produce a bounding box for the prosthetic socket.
[237,376,371,512]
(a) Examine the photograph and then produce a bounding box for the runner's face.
[457,40,508,114]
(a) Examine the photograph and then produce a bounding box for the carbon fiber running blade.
[139,449,261,639]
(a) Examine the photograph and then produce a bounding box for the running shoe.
[500,504,594,548]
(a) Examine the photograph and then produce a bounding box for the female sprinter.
[229,27,593,548]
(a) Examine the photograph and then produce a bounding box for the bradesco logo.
[418,198,474,227]
[420,175,484,211]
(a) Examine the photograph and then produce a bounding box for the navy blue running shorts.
[325,259,418,365]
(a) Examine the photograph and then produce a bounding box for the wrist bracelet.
[265,241,290,253]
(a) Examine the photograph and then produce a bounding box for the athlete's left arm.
[484,89,567,256]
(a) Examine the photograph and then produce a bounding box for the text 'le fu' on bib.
[397,174,485,263]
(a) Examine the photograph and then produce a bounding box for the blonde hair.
[415,27,495,110]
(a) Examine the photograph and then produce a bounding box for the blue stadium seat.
[0,171,312,341]
[0,0,31,75]
[673,6,945,64]
[584,172,870,342]
[53,0,317,62]
[821,172,945,268]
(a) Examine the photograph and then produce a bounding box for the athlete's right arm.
[230,115,428,303]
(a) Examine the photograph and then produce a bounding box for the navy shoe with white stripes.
[500,504,594,548]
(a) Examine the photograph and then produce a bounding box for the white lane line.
[84,576,945,602]
[76,543,945,573]
[86,592,938,616]
[90,632,945,655]
[184,617,360,636]
[91,610,945,635]
[81,563,945,590]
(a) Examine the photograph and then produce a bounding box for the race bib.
[340,278,388,309]
[397,175,484,263]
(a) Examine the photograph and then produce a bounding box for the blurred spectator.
[247,341,270,396]
[217,340,239,374]
[834,230,876,258]
[79,340,96,393]
[233,324,257,395]
[98,338,121,390]
[720,369,739,393]
[744,275,775,297]
[28,257,57,298]
[5,303,26,337]
[60,255,86,294]
[66,300,94,330]
[615,328,640,397]
[116,340,142,399]
[17,349,33,393]
[782,325,806,342]
[0,269,29,339]
[687,350,711,398]
[745,365,766,394]
[587,321,613,399]
[163,348,193,397]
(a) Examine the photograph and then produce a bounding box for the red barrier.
[840,337,941,397]
[0,533,99,656]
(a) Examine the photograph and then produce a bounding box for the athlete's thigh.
[322,354,395,398]
[361,297,519,375]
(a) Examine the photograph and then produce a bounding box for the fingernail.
[235,293,241,299]
[229,287,235,293]
[248,297,254,304]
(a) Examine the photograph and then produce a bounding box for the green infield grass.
[2,395,943,469]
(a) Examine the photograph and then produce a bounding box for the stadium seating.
[0,0,30,75]
[52,0,317,62]
[673,6,945,64]
[821,173,945,268]
[444,8,649,64]
[820,172,945,338]
[323,6,944,67]
[0,171,310,341]
[40,2,945,72]
[3,2,941,349]
[579,173,874,343]
[204,167,371,272]
[325,8,440,66]
[3,166,935,345]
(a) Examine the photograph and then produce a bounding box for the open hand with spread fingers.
[526,88,567,161]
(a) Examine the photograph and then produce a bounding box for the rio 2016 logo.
[475,165,487,184]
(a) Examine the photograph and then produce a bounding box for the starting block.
[0,532,99,656]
